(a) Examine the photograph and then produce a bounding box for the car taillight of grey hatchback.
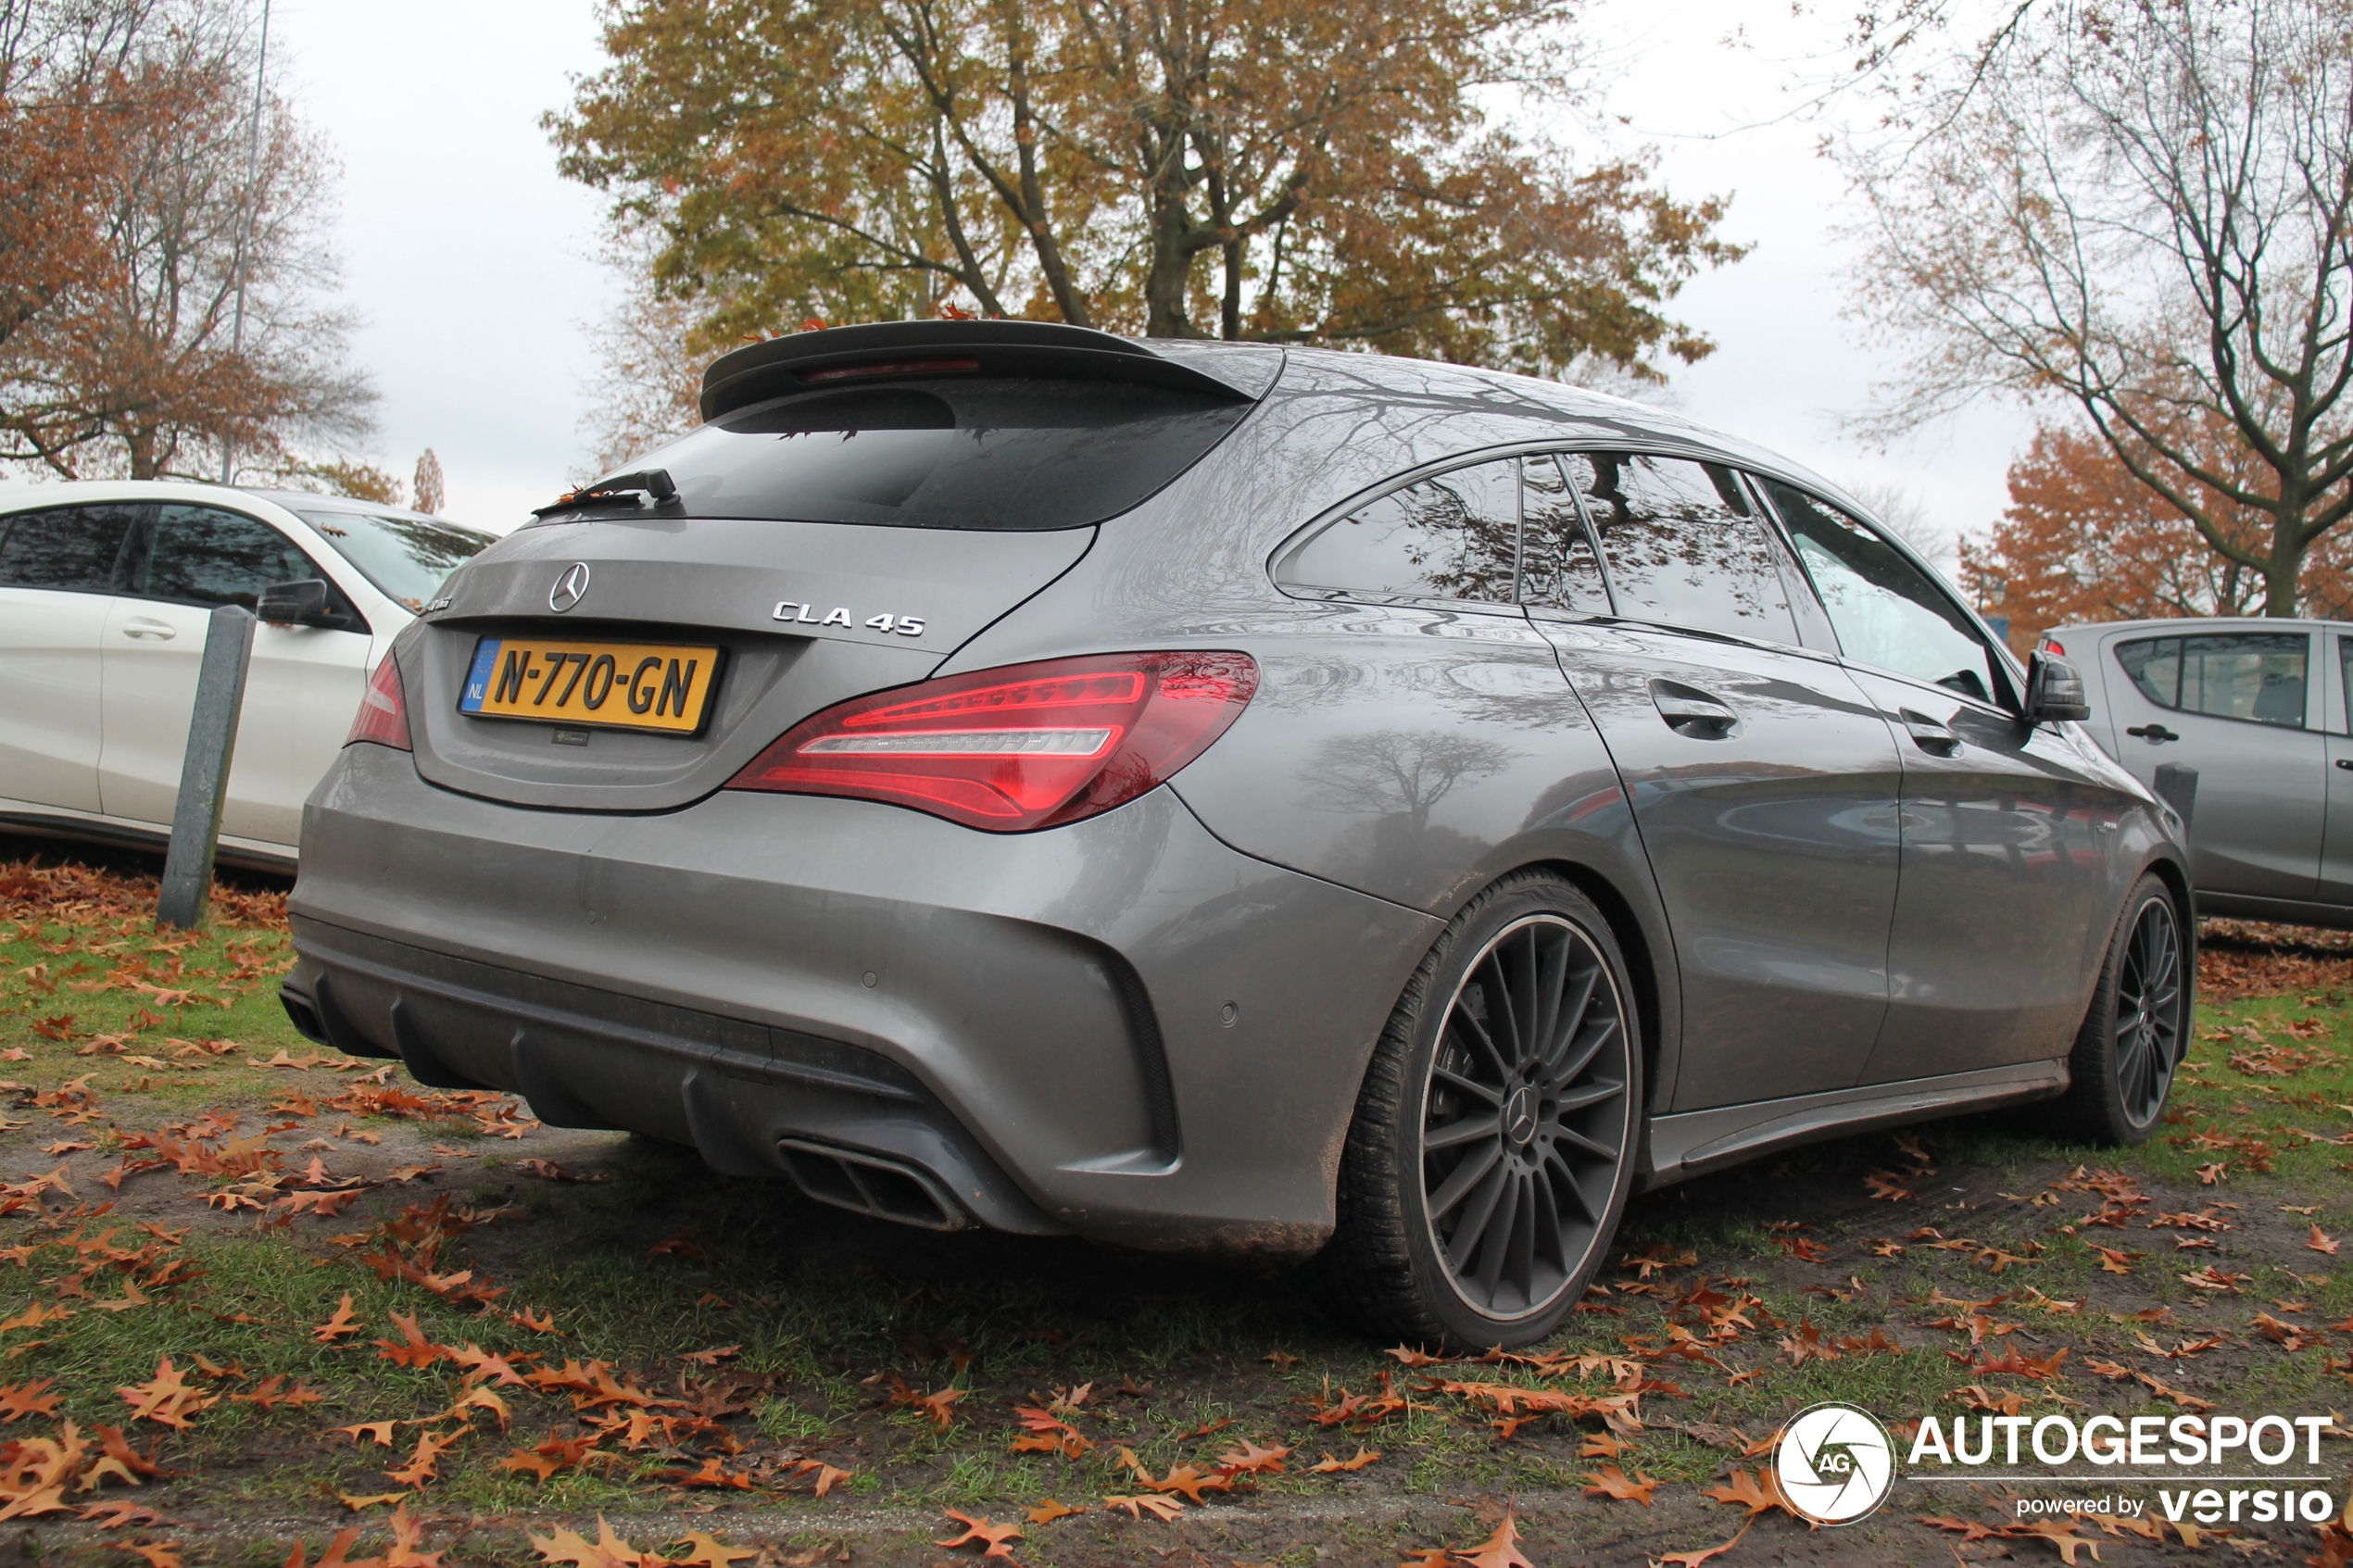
[724,651,1258,831]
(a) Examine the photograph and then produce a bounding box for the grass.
[3,842,2353,1565]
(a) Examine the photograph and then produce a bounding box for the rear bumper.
[281,920,1056,1233]
[287,745,1440,1252]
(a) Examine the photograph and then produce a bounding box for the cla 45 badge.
[774,600,925,637]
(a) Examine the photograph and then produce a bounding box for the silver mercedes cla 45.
[283,320,2192,1348]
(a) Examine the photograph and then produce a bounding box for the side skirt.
[0,807,296,875]
[2196,889,2353,933]
[1640,1060,2069,1189]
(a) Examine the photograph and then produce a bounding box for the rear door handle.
[1649,682,1739,737]
[2336,759,2353,771]
[120,618,176,641]
[1900,709,1961,756]
[2125,723,2179,742]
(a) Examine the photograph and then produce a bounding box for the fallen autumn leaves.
[10,849,2353,1563]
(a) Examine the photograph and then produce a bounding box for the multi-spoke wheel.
[2112,895,2183,1125]
[1325,874,1642,1348]
[2045,874,2190,1145]
[1421,914,1630,1318]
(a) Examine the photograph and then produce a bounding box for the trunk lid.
[403,515,1091,811]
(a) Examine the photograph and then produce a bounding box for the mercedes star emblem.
[548,561,592,613]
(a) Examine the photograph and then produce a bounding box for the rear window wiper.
[533,468,678,518]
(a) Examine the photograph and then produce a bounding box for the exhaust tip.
[279,986,330,1047]
[775,1137,971,1231]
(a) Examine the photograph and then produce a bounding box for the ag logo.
[1774,1401,1895,1524]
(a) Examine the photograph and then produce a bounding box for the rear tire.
[1323,872,1642,1349]
[2044,873,2188,1145]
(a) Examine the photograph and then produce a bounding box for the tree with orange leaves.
[0,0,145,361]
[1959,421,2353,653]
[549,0,1743,380]
[0,1,373,481]
[1847,1,2353,616]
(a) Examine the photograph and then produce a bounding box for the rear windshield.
[617,377,1251,531]
[295,509,494,611]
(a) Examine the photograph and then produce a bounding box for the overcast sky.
[263,0,2037,557]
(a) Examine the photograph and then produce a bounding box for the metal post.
[218,0,272,484]
[157,606,258,930]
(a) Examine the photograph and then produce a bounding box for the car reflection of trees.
[1345,469,1516,603]
[1306,729,1516,896]
[1309,730,1517,833]
[1522,454,1608,611]
[1252,621,1591,735]
[1576,454,1784,629]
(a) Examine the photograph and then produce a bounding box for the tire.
[1324,872,1643,1349]
[2044,872,2189,1145]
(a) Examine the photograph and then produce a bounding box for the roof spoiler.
[698,320,1264,422]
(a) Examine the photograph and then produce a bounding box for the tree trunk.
[1003,41,1090,328]
[1220,236,1241,339]
[1144,192,1199,337]
[2266,516,2307,616]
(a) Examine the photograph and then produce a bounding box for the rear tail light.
[726,651,1258,832]
[346,656,411,750]
[2041,637,2066,657]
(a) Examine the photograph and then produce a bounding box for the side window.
[2118,632,2307,728]
[1765,481,1999,704]
[1574,453,1798,644]
[1278,458,1520,606]
[2115,637,2182,708]
[134,506,320,611]
[0,505,140,592]
[1519,454,1611,615]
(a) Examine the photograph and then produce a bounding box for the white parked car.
[0,481,494,869]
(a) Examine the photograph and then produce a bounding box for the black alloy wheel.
[1326,873,1642,1348]
[2045,872,2190,1145]
[1420,914,1630,1318]
[2111,893,2184,1128]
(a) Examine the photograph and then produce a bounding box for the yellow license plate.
[458,637,722,734]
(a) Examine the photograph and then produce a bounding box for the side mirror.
[2025,650,2091,722]
[256,578,342,629]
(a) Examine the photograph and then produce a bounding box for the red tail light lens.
[2042,637,2066,657]
[726,651,1258,831]
[346,656,411,750]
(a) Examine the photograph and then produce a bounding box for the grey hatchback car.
[2041,617,2353,931]
[283,321,2192,1347]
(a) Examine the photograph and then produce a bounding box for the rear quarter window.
[1276,458,1520,605]
[610,377,1252,531]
